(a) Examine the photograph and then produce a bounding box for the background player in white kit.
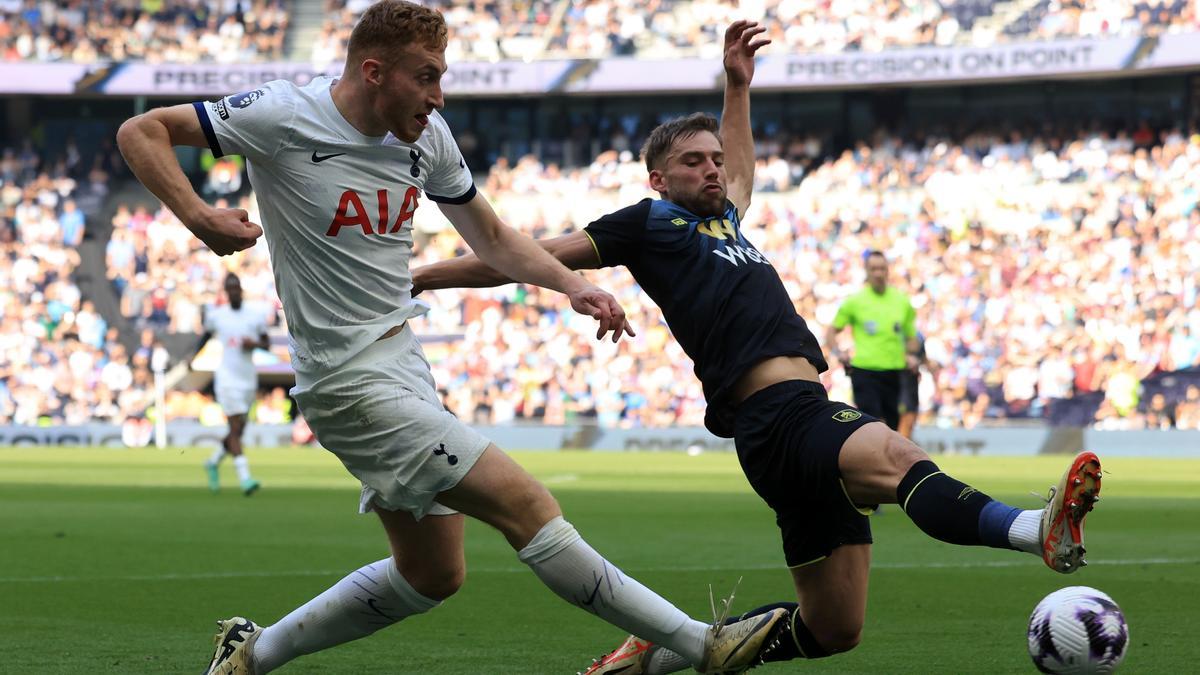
[202,272,269,495]
[115,1,788,673]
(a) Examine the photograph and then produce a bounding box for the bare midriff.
[730,355,821,404]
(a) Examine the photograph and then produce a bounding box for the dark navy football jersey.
[584,197,828,437]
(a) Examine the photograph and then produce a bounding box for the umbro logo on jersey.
[311,151,345,163]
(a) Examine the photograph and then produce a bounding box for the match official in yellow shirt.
[825,250,919,430]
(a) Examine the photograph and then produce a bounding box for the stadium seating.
[412,123,1200,430]
[0,144,146,425]
[1005,0,1196,41]
[0,0,289,63]
[6,117,1198,430]
[5,0,1196,64]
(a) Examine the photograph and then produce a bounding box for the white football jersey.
[204,303,269,390]
[194,77,474,377]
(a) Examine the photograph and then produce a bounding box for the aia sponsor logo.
[326,186,420,237]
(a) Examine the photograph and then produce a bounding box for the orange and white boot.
[1040,451,1102,573]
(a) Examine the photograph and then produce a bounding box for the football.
[1028,586,1129,674]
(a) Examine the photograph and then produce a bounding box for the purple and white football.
[1028,586,1128,674]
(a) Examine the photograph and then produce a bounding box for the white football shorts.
[215,386,256,417]
[291,324,489,519]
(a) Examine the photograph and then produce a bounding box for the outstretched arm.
[414,231,599,293]
[436,196,631,340]
[720,20,770,215]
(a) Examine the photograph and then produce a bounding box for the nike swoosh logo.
[458,156,464,168]
[582,576,603,607]
[311,151,345,163]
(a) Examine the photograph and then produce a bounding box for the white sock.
[206,448,226,467]
[1008,509,1043,555]
[518,517,708,666]
[253,558,440,673]
[233,455,252,482]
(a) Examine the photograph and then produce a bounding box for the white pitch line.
[0,557,1194,584]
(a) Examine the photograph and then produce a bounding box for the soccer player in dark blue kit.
[413,21,1103,675]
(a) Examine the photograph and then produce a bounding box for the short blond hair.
[347,0,448,66]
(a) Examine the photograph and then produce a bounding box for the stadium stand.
[0,140,156,425]
[2,2,1198,435]
[23,0,1171,67]
[411,122,1200,431]
[1006,0,1197,41]
[311,0,1200,62]
[4,112,1197,431]
[0,0,290,62]
[2,0,1195,65]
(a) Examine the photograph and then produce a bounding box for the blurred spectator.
[254,386,292,424]
[1144,392,1176,429]
[1177,386,1200,429]
[202,153,244,197]
[60,198,84,245]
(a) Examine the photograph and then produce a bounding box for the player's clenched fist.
[188,207,263,256]
[567,283,637,343]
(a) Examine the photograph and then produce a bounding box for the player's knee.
[814,623,863,654]
[497,482,562,545]
[884,431,929,477]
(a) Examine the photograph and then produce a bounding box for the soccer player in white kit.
[202,272,269,495]
[115,2,787,673]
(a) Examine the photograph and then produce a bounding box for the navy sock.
[898,460,1016,548]
[727,602,830,661]
[978,500,1023,550]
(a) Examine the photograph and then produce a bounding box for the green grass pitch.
[1,446,1197,673]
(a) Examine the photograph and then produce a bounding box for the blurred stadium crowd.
[411,121,1200,431]
[3,116,1199,430]
[0,135,286,427]
[1,3,1198,432]
[2,0,1197,64]
[0,0,289,63]
[0,138,130,425]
